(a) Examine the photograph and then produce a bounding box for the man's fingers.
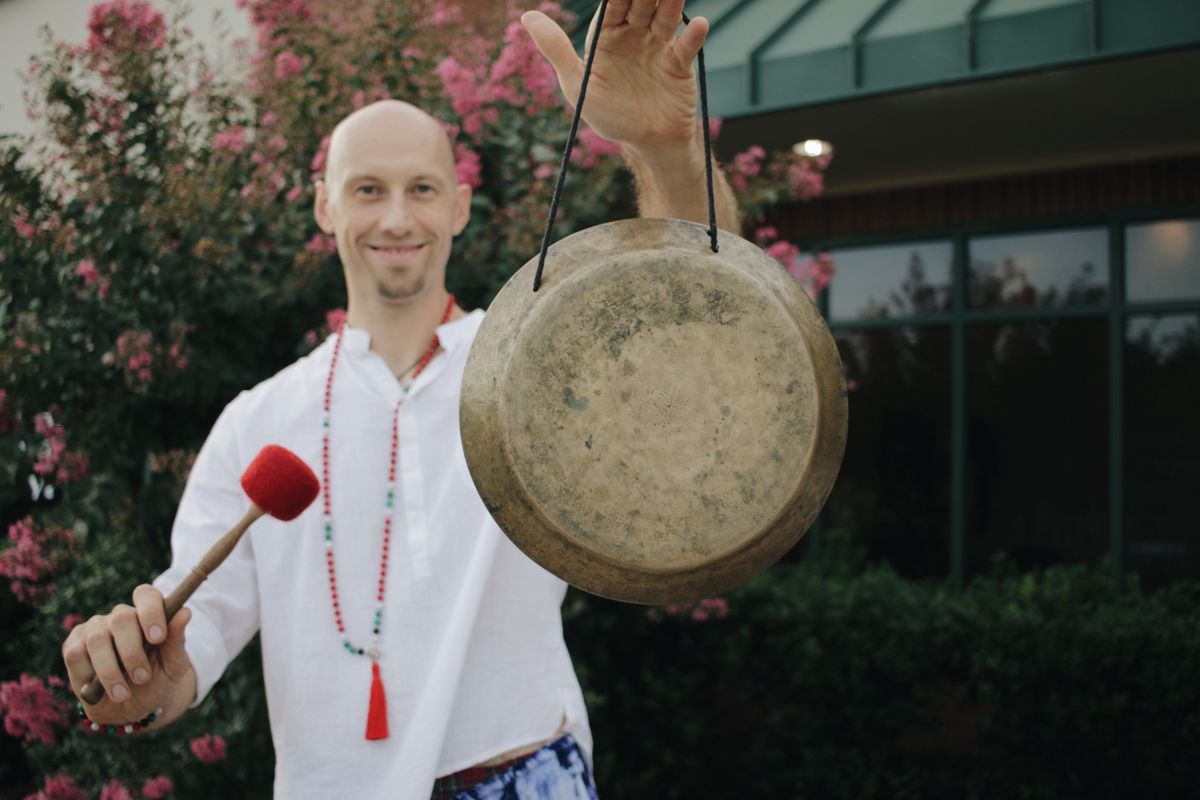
[111,605,152,686]
[84,625,129,703]
[650,0,684,40]
[521,10,582,100]
[626,0,657,28]
[676,15,710,66]
[132,584,167,645]
[62,623,97,695]
[600,0,633,28]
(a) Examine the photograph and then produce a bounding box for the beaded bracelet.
[76,702,162,735]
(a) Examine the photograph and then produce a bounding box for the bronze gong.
[459,218,847,605]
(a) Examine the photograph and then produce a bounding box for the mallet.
[80,444,320,705]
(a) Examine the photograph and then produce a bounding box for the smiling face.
[314,101,471,316]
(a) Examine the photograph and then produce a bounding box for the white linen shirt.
[154,310,591,799]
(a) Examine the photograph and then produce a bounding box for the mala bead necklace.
[322,294,456,741]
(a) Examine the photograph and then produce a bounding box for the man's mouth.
[369,243,425,257]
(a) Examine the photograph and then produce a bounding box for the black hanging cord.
[686,11,720,255]
[532,3,720,292]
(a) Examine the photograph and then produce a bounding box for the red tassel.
[365,661,389,740]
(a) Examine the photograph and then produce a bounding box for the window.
[825,326,951,578]
[806,212,1200,588]
[969,228,1108,309]
[1124,313,1200,586]
[826,241,953,321]
[965,320,1108,576]
[1126,218,1200,302]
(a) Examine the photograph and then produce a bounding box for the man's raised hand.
[521,0,710,158]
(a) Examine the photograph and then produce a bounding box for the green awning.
[567,0,1200,118]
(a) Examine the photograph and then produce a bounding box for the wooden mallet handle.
[79,504,265,705]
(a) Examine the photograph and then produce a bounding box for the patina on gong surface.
[460,218,847,604]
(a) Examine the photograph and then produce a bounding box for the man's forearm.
[622,126,740,233]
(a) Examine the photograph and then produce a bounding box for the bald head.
[324,99,457,190]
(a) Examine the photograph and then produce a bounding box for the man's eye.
[356,185,379,196]
[413,184,434,194]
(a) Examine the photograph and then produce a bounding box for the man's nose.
[379,195,412,234]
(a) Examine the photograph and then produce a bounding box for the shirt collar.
[437,308,484,353]
[334,308,484,359]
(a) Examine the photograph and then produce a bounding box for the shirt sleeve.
[153,396,261,707]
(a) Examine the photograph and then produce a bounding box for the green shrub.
[566,564,1200,799]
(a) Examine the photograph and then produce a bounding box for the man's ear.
[452,183,472,237]
[314,180,334,234]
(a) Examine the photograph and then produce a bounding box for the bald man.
[63,3,738,798]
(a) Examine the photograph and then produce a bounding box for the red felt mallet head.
[240,445,320,521]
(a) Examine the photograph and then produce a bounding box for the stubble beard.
[375,263,428,304]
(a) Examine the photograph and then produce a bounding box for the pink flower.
[706,116,723,140]
[61,613,85,631]
[25,773,87,800]
[304,234,337,256]
[454,143,482,189]
[692,597,729,621]
[310,135,331,181]
[0,517,78,606]
[274,51,303,79]
[807,252,835,292]
[141,776,173,799]
[488,20,560,111]
[74,259,100,285]
[430,0,461,25]
[285,185,304,202]
[325,308,347,333]
[766,240,801,272]
[189,733,228,763]
[87,0,166,55]
[98,780,133,800]
[787,159,825,201]
[533,164,554,181]
[733,145,765,178]
[753,226,778,245]
[213,126,248,154]
[660,597,730,622]
[13,212,35,239]
[436,57,487,138]
[572,126,621,169]
[30,412,89,486]
[0,673,69,746]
